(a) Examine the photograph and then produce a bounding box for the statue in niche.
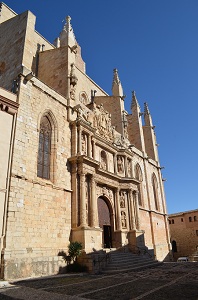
[100,151,107,170]
[120,191,125,208]
[101,156,107,170]
[123,125,128,139]
[121,211,127,228]
[117,156,124,173]
[81,134,87,155]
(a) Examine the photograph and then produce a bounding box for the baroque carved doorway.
[97,196,112,248]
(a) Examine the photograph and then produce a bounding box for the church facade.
[0,3,170,279]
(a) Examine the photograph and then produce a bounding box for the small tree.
[68,241,82,262]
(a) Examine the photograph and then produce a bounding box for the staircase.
[101,250,161,274]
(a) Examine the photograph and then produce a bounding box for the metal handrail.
[93,252,111,271]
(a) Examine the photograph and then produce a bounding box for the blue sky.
[3,0,198,214]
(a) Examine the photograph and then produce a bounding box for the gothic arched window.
[152,173,159,211]
[135,164,143,206]
[37,116,52,179]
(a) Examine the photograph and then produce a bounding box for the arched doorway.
[97,197,112,248]
[171,240,177,253]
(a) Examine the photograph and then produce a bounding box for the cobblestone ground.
[0,263,198,300]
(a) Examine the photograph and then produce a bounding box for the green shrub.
[68,241,82,262]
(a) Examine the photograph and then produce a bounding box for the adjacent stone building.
[169,209,198,261]
[0,2,170,279]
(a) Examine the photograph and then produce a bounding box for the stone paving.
[0,263,197,300]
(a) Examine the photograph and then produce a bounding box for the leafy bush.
[68,241,82,262]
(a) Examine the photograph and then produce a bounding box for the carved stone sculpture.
[121,211,127,228]
[81,134,87,155]
[117,156,124,173]
[120,191,125,208]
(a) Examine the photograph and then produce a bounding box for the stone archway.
[97,196,112,248]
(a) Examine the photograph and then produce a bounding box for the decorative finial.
[112,68,120,87]
[66,16,71,25]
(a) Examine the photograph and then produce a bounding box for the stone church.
[0,3,170,279]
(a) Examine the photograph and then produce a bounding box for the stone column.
[78,126,82,155]
[131,159,134,178]
[116,188,122,231]
[87,134,92,157]
[114,153,117,174]
[129,189,136,230]
[80,173,87,226]
[124,156,127,177]
[74,124,78,156]
[134,190,140,230]
[90,176,98,227]
[92,139,96,159]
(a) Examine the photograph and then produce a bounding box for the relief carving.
[73,104,91,123]
[79,92,89,105]
[92,104,115,142]
[81,133,87,155]
[96,185,113,200]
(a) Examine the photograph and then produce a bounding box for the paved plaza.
[0,263,197,300]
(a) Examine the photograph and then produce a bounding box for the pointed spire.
[131,91,138,109]
[112,68,120,86]
[59,15,77,47]
[131,91,142,115]
[144,102,150,115]
[143,102,158,161]
[112,68,123,97]
[144,102,154,127]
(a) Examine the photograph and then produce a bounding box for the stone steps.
[102,251,161,274]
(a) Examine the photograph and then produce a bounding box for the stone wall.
[169,210,198,260]
[4,79,72,279]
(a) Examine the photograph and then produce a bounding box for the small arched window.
[37,115,52,179]
[152,173,159,211]
[135,164,143,206]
